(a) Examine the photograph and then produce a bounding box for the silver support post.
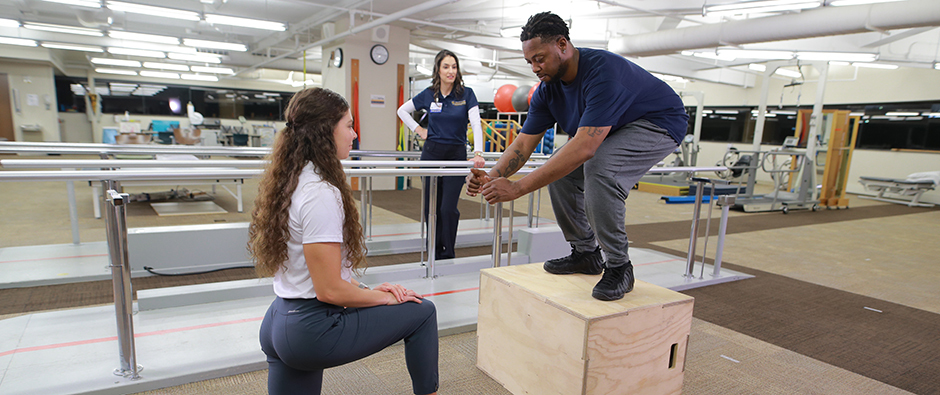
[420,176,426,266]
[492,202,503,267]
[699,183,716,279]
[535,188,541,228]
[685,178,706,278]
[713,195,735,277]
[507,200,514,266]
[360,176,367,236]
[368,175,373,240]
[66,176,80,245]
[484,195,491,221]
[427,176,438,278]
[526,193,534,228]
[103,185,141,380]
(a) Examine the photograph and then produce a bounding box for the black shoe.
[592,262,635,301]
[543,247,604,275]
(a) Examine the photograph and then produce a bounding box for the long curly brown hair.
[248,87,366,277]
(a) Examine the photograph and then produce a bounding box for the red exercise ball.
[494,84,517,113]
[527,82,540,105]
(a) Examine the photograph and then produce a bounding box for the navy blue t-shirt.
[520,48,688,144]
[412,86,479,146]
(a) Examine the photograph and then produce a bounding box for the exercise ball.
[494,84,517,113]
[511,85,531,112]
[527,82,540,105]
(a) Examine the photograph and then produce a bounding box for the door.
[0,73,14,141]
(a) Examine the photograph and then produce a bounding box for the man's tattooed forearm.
[505,149,524,174]
[583,126,603,137]
[494,149,524,178]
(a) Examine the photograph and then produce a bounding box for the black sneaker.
[592,262,635,301]
[543,247,604,275]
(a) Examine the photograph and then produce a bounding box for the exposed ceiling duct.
[609,0,940,57]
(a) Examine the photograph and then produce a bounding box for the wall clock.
[330,48,343,68]
[370,44,389,65]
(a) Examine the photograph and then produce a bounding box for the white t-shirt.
[273,162,353,299]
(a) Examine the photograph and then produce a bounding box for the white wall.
[1,59,60,142]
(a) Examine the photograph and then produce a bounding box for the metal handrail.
[0,159,548,169]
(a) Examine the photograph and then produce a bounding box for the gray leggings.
[548,119,680,267]
[260,297,439,395]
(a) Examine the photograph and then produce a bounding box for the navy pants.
[259,297,439,395]
[421,140,467,259]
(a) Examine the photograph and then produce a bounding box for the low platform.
[0,248,751,395]
[0,216,551,289]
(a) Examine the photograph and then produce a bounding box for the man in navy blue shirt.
[467,12,688,301]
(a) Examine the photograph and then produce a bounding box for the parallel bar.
[0,166,724,182]
[0,159,546,169]
[714,195,736,277]
[66,177,80,245]
[104,187,140,380]
[507,200,514,267]
[492,202,503,267]
[685,178,706,278]
[427,176,438,278]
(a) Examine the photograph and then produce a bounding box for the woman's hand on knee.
[376,283,424,305]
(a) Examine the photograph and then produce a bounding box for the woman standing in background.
[397,49,485,259]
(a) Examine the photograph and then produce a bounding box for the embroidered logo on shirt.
[452,100,466,106]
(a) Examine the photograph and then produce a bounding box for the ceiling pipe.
[236,0,460,76]
[609,0,940,57]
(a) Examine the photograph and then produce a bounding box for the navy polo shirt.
[412,86,479,146]
[521,47,688,144]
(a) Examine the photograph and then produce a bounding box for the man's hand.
[466,168,491,197]
[482,177,522,203]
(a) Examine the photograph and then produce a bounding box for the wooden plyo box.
[477,263,694,395]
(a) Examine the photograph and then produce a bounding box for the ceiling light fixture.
[41,0,101,8]
[828,61,851,66]
[90,57,141,67]
[0,18,20,28]
[718,49,794,60]
[140,70,180,79]
[190,66,234,74]
[108,47,166,58]
[182,39,247,52]
[852,62,898,69]
[774,68,802,78]
[168,52,223,63]
[24,22,103,36]
[796,51,878,62]
[204,14,285,31]
[106,1,200,21]
[143,62,190,71]
[0,37,38,47]
[95,68,138,75]
[41,42,104,52]
[829,0,903,6]
[748,63,767,72]
[705,0,822,15]
[885,112,919,117]
[109,31,180,45]
[181,74,219,82]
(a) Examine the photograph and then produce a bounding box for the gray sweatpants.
[548,119,680,268]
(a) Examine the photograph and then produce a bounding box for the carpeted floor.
[679,261,940,395]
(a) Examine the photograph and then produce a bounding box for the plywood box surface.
[477,263,694,395]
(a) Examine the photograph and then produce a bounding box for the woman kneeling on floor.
[249,87,439,395]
